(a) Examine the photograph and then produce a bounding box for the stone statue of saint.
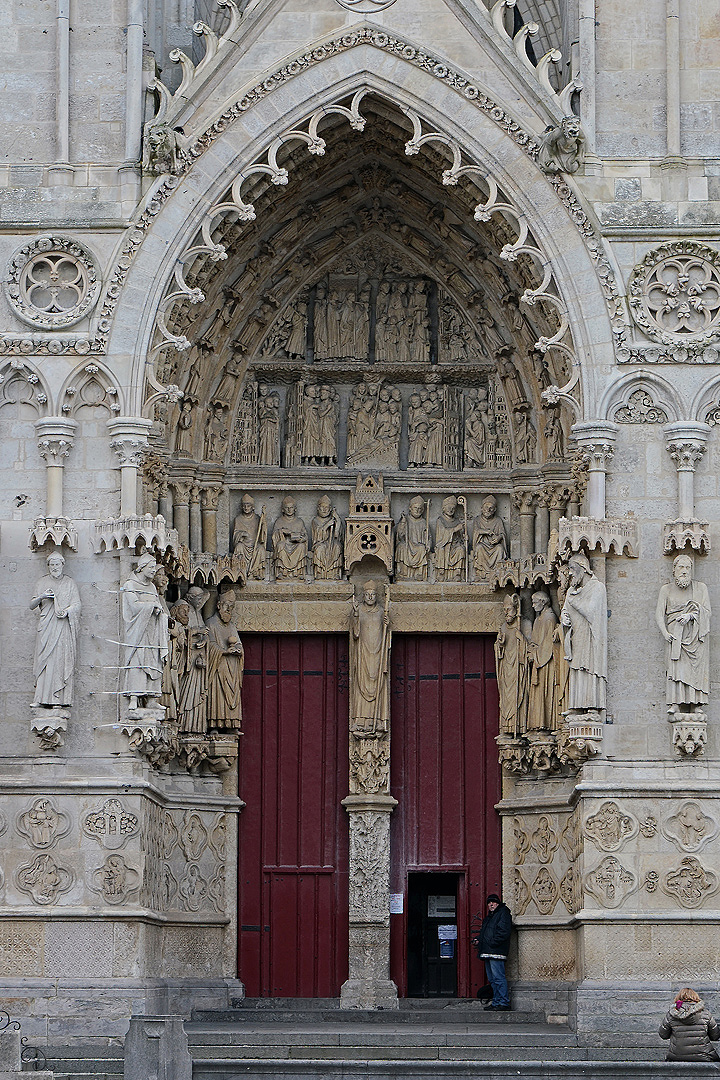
[495,593,528,737]
[560,552,607,713]
[464,390,489,469]
[272,496,308,580]
[120,553,169,711]
[350,580,391,735]
[396,496,431,581]
[433,496,466,582]
[164,599,189,722]
[471,496,508,581]
[29,551,81,708]
[232,494,267,580]
[257,384,280,465]
[527,590,562,732]
[655,554,711,712]
[177,585,209,734]
[206,591,244,732]
[311,495,343,580]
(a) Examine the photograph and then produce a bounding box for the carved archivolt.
[662,856,718,909]
[661,802,718,854]
[5,236,100,330]
[583,802,637,853]
[629,242,720,348]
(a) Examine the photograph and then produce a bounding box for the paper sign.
[437,924,457,940]
[389,893,404,914]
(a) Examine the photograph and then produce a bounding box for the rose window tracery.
[629,242,720,346]
[5,236,100,329]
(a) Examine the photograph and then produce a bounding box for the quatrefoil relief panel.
[629,242,720,346]
[5,236,101,329]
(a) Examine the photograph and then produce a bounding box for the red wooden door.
[389,635,501,998]
[238,634,349,997]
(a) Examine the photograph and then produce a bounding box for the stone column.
[514,490,536,556]
[664,421,710,521]
[35,417,77,518]
[534,491,551,555]
[189,486,202,552]
[158,481,173,523]
[172,481,192,547]
[201,485,222,555]
[107,417,152,518]
[341,583,398,1010]
[571,421,618,518]
[549,488,568,535]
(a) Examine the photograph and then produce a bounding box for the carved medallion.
[639,814,658,838]
[512,869,532,916]
[208,865,226,914]
[83,799,139,849]
[179,864,208,911]
[161,812,179,859]
[16,798,71,849]
[179,812,208,862]
[89,855,140,905]
[584,856,637,908]
[531,816,559,864]
[663,856,718,908]
[662,802,718,853]
[628,242,720,347]
[513,818,531,866]
[209,814,227,861]
[16,854,73,905]
[560,807,583,863]
[584,802,637,852]
[559,865,582,914]
[531,867,559,914]
[5,236,101,329]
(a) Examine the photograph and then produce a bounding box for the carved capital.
[172,480,193,505]
[201,485,222,512]
[513,490,535,514]
[106,416,152,467]
[572,421,618,471]
[189,484,201,505]
[669,712,708,758]
[34,417,77,464]
[667,440,706,471]
[110,436,146,468]
[664,421,711,472]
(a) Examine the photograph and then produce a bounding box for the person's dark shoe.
[484,1002,496,1010]
[488,1003,511,1010]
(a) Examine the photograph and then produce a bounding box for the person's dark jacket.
[473,903,512,959]
[659,1001,720,1061]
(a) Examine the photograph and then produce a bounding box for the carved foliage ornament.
[5,236,100,330]
[614,389,668,424]
[628,242,720,347]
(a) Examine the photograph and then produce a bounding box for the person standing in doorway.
[473,893,512,1010]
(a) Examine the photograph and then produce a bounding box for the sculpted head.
[153,567,169,594]
[442,495,457,517]
[503,593,520,625]
[363,580,378,607]
[187,585,208,610]
[568,552,591,586]
[673,554,693,589]
[409,496,425,518]
[532,590,550,613]
[217,591,236,624]
[170,600,190,626]
[561,115,583,141]
[241,493,255,515]
[317,495,332,517]
[282,495,296,517]
[46,551,65,578]
[481,495,497,519]
[136,552,159,582]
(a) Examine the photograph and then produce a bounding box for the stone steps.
[190,1061,720,1080]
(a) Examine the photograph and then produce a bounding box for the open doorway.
[407,872,460,997]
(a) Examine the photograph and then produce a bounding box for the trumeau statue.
[206,591,244,732]
[272,496,309,580]
[350,580,391,735]
[30,552,81,709]
[396,496,431,581]
[495,593,528,737]
[177,586,209,735]
[656,554,711,713]
[560,552,608,713]
[232,494,267,581]
[433,495,466,581]
[471,496,507,581]
[120,553,169,712]
[311,495,343,580]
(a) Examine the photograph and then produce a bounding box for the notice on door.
[389,893,404,914]
[437,924,457,940]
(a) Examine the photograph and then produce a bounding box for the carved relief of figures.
[153,566,176,720]
[350,739,389,795]
[495,593,528,737]
[206,591,244,732]
[175,396,197,457]
[204,401,229,462]
[407,393,429,467]
[300,383,338,466]
[272,496,309,580]
[346,380,401,468]
[656,554,711,713]
[560,553,608,713]
[527,591,563,732]
[471,496,507,581]
[314,285,371,361]
[177,586,209,734]
[350,580,391,736]
[120,554,169,712]
[408,282,431,363]
[313,285,329,358]
[29,552,81,708]
[284,298,308,359]
[396,496,431,581]
[257,384,280,465]
[311,495,343,580]
[464,388,490,468]
[543,409,564,461]
[433,496,467,581]
[442,304,470,363]
[513,408,537,464]
[232,494,267,581]
[165,599,189,722]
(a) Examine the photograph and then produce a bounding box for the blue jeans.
[485,957,509,1006]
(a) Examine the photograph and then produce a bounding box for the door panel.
[390,635,501,998]
[238,634,349,997]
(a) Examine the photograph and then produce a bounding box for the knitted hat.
[486,893,501,905]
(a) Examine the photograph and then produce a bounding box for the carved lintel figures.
[433,496,466,582]
[656,554,711,719]
[272,496,309,580]
[30,551,81,713]
[311,495,343,580]
[232,494,267,581]
[395,496,431,581]
[471,496,507,581]
[120,553,169,715]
